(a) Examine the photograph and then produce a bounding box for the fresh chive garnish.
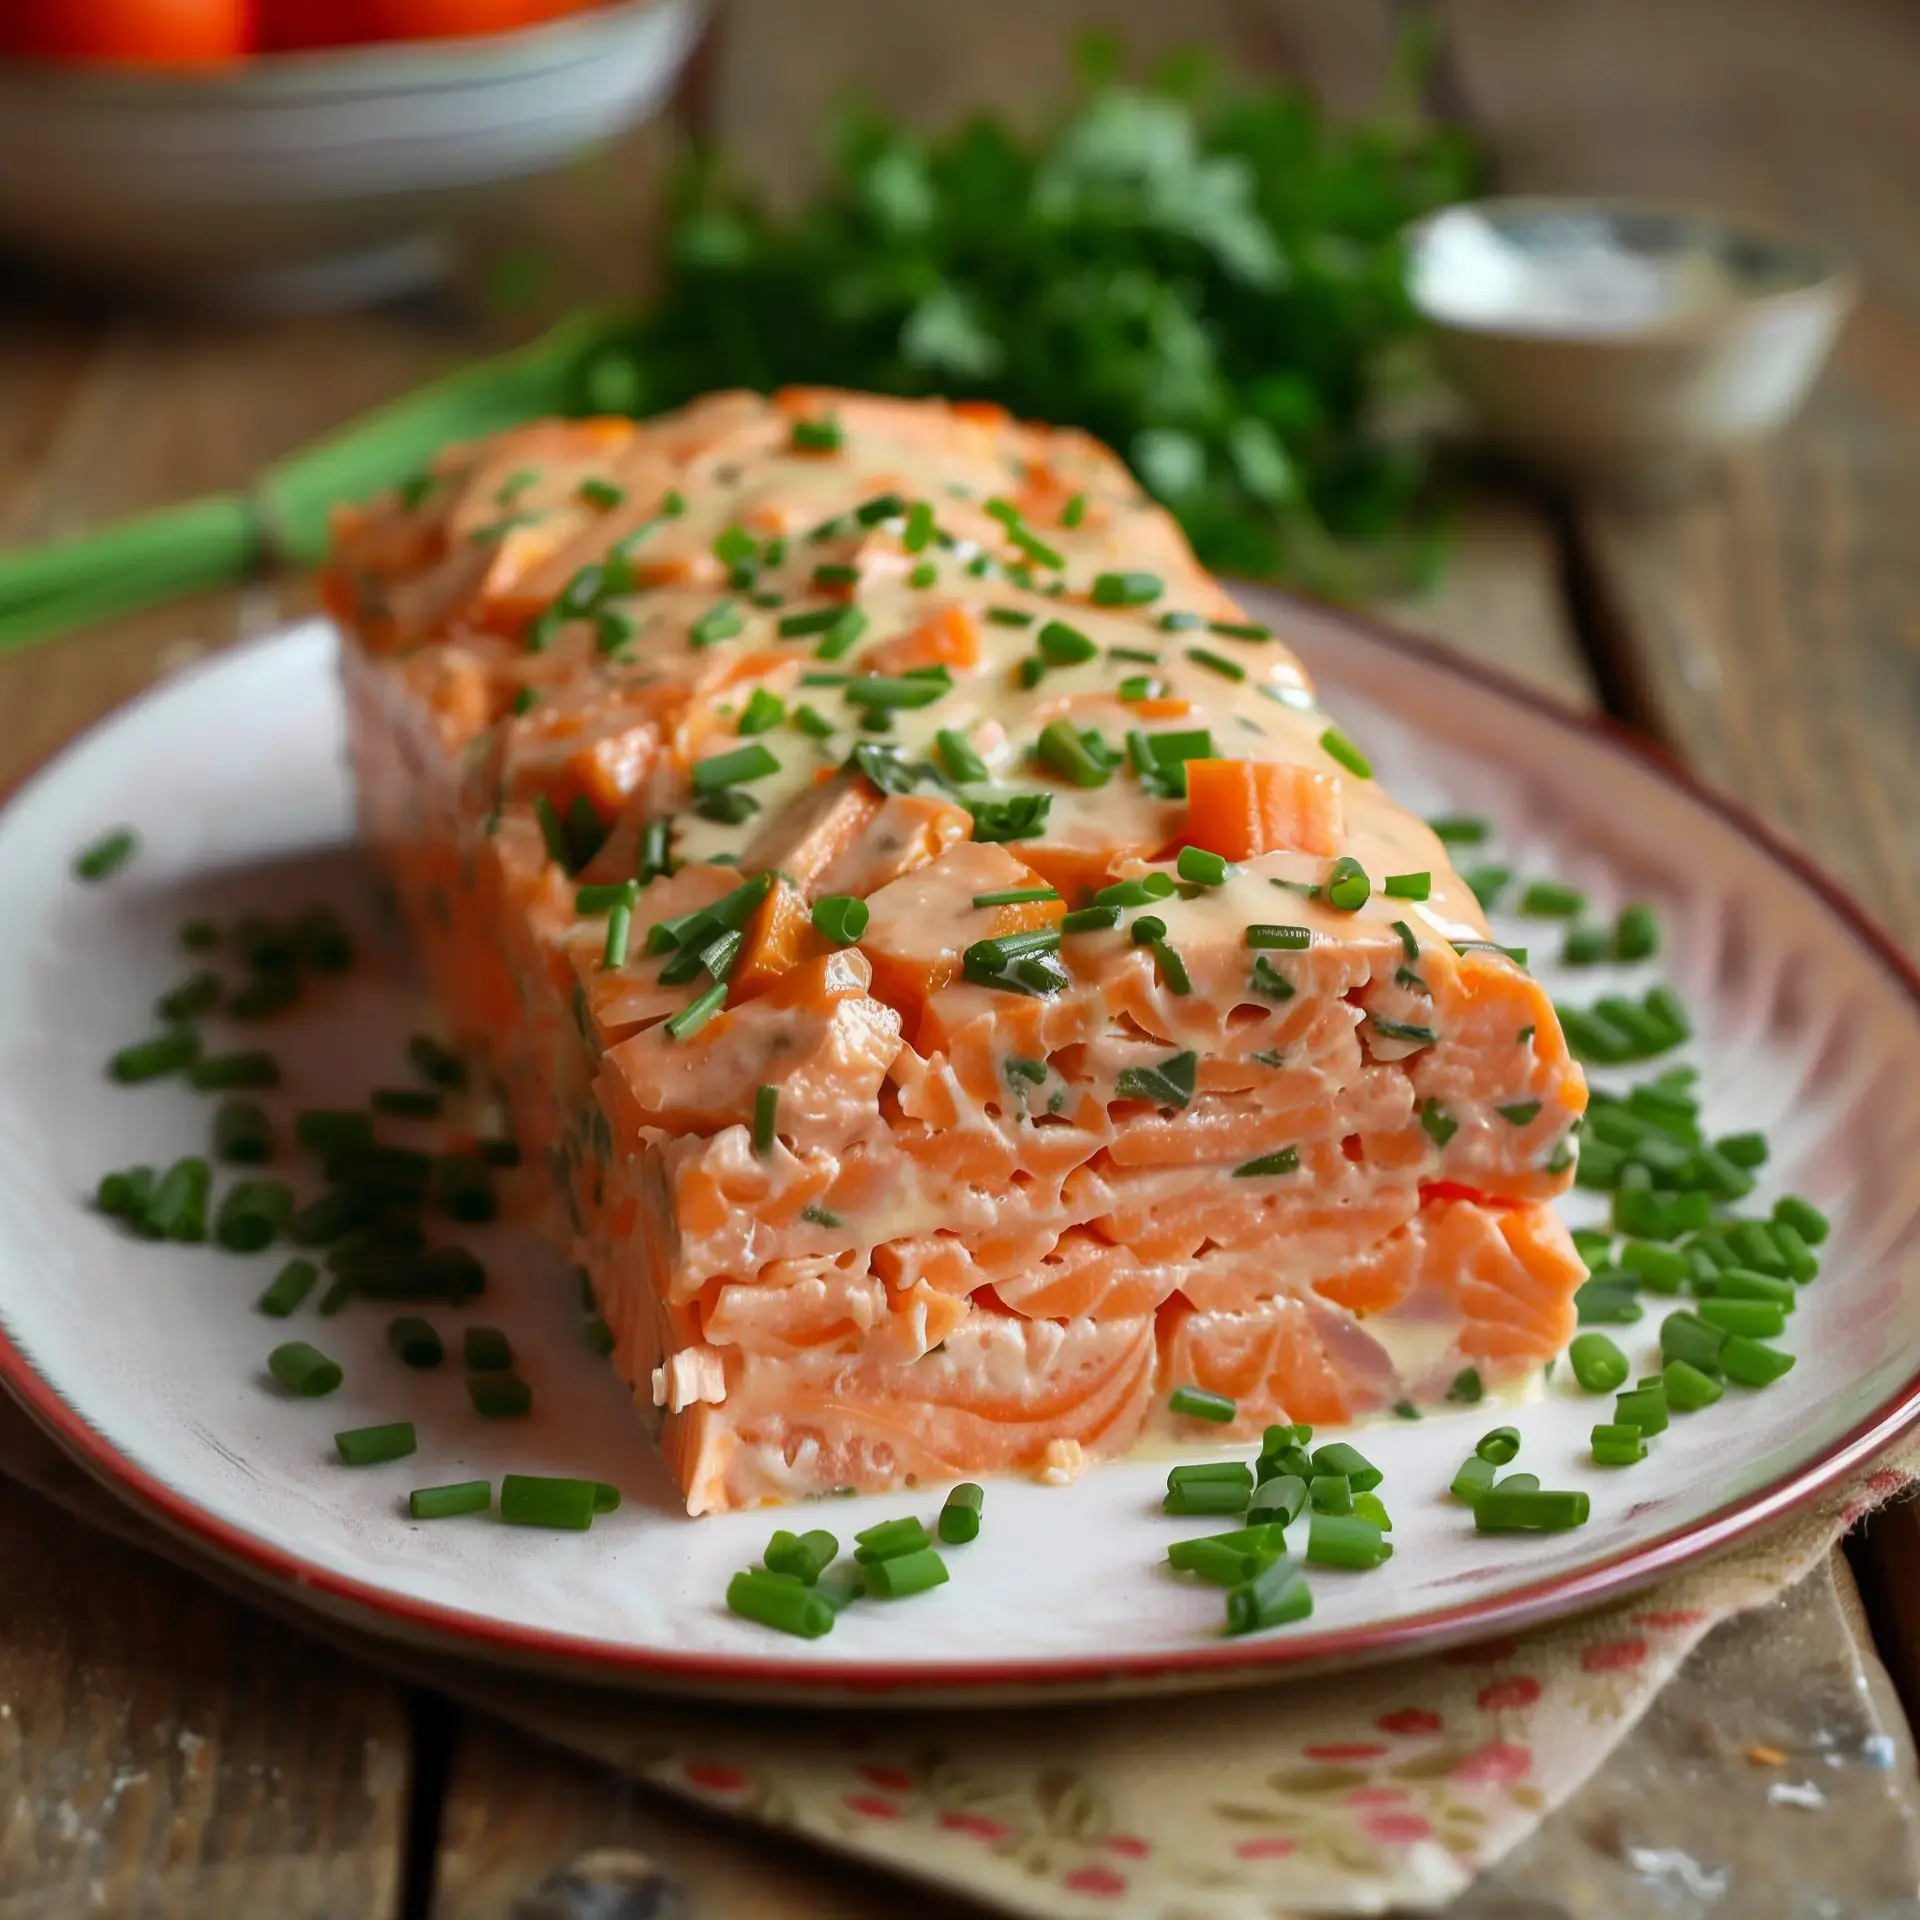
[1383,871,1430,900]
[665,979,728,1040]
[1473,1487,1590,1532]
[1224,1557,1313,1635]
[1169,1384,1236,1423]
[1520,879,1585,917]
[1325,856,1370,912]
[500,1473,599,1529]
[1614,902,1659,960]
[1109,644,1165,663]
[1495,1100,1542,1126]
[845,671,951,712]
[1233,1148,1300,1178]
[792,703,836,738]
[411,1480,492,1519]
[1774,1195,1830,1245]
[157,970,221,1022]
[907,561,938,588]
[938,1483,984,1544]
[1186,646,1246,682]
[334,1421,416,1467]
[689,600,744,649]
[691,742,781,793]
[789,416,842,453]
[1175,845,1232,888]
[1306,1512,1388,1569]
[1037,619,1097,666]
[986,606,1034,628]
[1245,924,1310,950]
[601,900,633,969]
[813,606,869,659]
[1474,1427,1521,1466]
[1446,1367,1484,1404]
[811,895,869,944]
[1035,719,1113,788]
[1117,674,1165,701]
[753,1085,778,1156]
[110,1028,201,1084]
[967,792,1052,842]
[1463,865,1510,909]
[1061,491,1086,528]
[766,1527,840,1582]
[74,827,138,882]
[1591,1424,1647,1467]
[1450,1454,1496,1505]
[1428,815,1489,845]
[256,1258,318,1318]
[387,1316,444,1369]
[1568,1331,1630,1393]
[727,1568,834,1637]
[812,562,861,589]
[269,1340,342,1397]
[1114,1048,1196,1109]
[1319,728,1371,777]
[972,886,1058,908]
[1091,571,1162,606]
[1208,619,1271,641]
[1164,1479,1250,1517]
[737,687,786,736]
[1418,1098,1457,1148]
[863,1546,949,1599]
[577,476,625,509]
[210,1099,272,1166]
[1562,923,1611,965]
[1056,905,1118,934]
[468,1373,532,1418]
[575,880,639,917]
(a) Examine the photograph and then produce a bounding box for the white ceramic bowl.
[1407,197,1856,494]
[0,0,707,308]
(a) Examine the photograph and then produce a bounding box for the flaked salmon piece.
[662,1309,1159,1513]
[1160,1293,1400,1438]
[331,385,1591,1512]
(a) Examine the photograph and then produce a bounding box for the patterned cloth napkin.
[1,1393,1911,1918]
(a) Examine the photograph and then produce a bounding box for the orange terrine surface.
[326,388,1587,1513]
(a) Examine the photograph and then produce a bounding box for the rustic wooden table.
[4,2,1920,1914]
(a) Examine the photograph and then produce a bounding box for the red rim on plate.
[3,600,1917,1702]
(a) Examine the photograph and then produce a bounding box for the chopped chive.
[1591,1424,1647,1466]
[1427,815,1489,845]
[1662,1358,1724,1412]
[1475,1427,1521,1466]
[1575,1280,1642,1324]
[464,1326,512,1372]
[1660,1311,1728,1374]
[1035,719,1113,788]
[1446,1367,1484,1405]
[1496,1101,1542,1126]
[1519,879,1585,917]
[853,1516,933,1562]
[939,1483,984,1545]
[1175,846,1232,888]
[1568,1332,1630,1393]
[813,606,869,659]
[1168,1462,1255,1490]
[387,1317,443,1369]
[1169,1384,1236,1423]
[214,1178,293,1253]
[1110,644,1166,664]
[212,1099,273,1165]
[75,827,138,881]
[334,1421,415,1467]
[110,1028,201,1084]
[1245,924,1311,951]
[1171,1536,1281,1587]
[727,1567,834,1637]
[1699,1298,1787,1339]
[144,1157,211,1241]
[1720,1335,1795,1387]
[1615,903,1660,960]
[268,1340,341,1396]
[1307,1512,1389,1569]
[689,600,745,649]
[1371,1017,1438,1046]
[1114,1048,1196,1109]
[752,1084,779,1158]
[468,1373,532,1418]
[1232,1146,1300,1179]
[1419,1099,1458,1149]
[1319,728,1372,778]
[1711,1269,1795,1308]
[934,727,989,784]
[863,1546,949,1599]
[1164,1479,1251,1517]
[1463,865,1510,909]
[1474,1487,1589,1532]
[811,895,869,944]
[1060,491,1087,528]
[692,742,780,793]
[1186,646,1246,681]
[501,1474,598,1530]
[1326,857,1370,912]
[1095,873,1178,909]
[600,901,633,970]
[1561,923,1611,965]
[1091,570,1162,607]
[1224,1557,1313,1635]
[157,970,222,1023]
[411,1480,491,1519]
[1450,1454,1496,1505]
[1037,619,1098,666]
[1060,905,1121,934]
[1773,1195,1830,1246]
[1156,610,1202,632]
[1614,1383,1670,1435]
[256,1258,318,1317]
[789,416,842,453]
[1383,872,1431,900]
[1308,1443,1380,1492]
[907,561,938,588]
[737,688,786,737]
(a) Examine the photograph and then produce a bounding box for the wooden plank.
[1444,0,1920,1841]
[0,1474,408,1918]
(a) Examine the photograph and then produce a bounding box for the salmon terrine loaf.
[324,388,1590,1513]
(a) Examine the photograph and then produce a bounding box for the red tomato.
[259,0,369,48]
[0,0,253,63]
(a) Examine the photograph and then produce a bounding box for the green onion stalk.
[0,308,642,655]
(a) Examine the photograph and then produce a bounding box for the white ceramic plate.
[2,603,1917,1705]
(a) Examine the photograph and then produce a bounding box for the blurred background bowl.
[1407,196,1855,496]
[0,0,707,309]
